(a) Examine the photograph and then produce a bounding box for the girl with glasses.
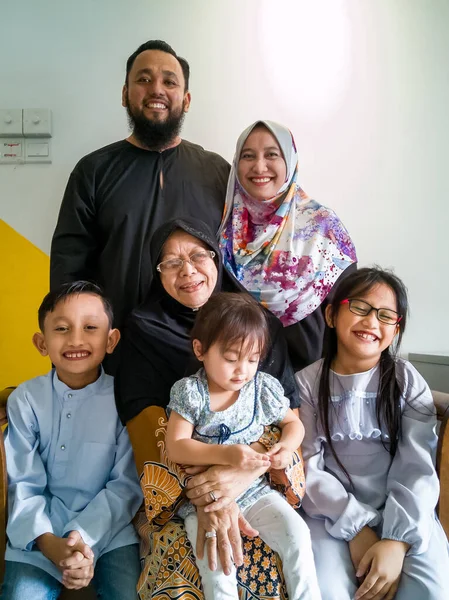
[296,267,449,600]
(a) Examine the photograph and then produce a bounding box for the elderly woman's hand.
[195,502,258,575]
[185,461,268,511]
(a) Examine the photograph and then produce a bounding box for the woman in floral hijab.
[219,120,357,370]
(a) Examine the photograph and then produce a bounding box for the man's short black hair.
[38,281,114,331]
[125,40,190,91]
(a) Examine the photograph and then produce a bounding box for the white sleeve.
[381,361,439,555]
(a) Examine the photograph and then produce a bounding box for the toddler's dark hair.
[191,292,269,359]
[38,281,114,331]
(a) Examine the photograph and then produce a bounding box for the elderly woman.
[115,217,305,600]
[219,120,357,371]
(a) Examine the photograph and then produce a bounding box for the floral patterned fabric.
[219,120,357,327]
[169,369,290,517]
[127,405,305,599]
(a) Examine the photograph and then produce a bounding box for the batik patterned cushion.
[128,406,306,599]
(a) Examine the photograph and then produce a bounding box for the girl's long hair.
[318,267,409,485]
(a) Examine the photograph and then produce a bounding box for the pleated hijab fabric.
[219,120,357,327]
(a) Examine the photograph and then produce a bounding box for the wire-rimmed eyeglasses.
[156,250,216,273]
[341,298,402,326]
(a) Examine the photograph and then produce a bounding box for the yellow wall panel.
[0,220,51,389]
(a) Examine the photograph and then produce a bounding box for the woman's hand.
[195,503,258,575]
[185,463,268,512]
[349,526,380,572]
[354,539,409,600]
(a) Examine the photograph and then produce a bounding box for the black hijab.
[115,218,299,424]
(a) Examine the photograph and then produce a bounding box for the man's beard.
[126,99,186,151]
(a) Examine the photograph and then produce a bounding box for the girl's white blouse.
[296,358,439,555]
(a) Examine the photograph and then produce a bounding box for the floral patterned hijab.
[219,120,357,326]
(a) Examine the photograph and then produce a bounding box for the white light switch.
[27,142,49,157]
[23,108,52,137]
[25,139,51,163]
[0,109,23,137]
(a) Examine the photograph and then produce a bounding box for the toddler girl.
[166,292,321,600]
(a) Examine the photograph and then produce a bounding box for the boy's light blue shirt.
[4,368,142,582]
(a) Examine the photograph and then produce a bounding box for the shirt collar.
[52,366,106,401]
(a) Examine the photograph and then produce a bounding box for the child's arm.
[60,531,95,590]
[36,531,92,566]
[4,388,56,551]
[166,411,271,470]
[352,362,438,600]
[6,385,95,591]
[353,538,409,600]
[266,408,305,470]
[36,531,94,589]
[61,424,143,555]
[380,362,439,555]
[36,533,74,565]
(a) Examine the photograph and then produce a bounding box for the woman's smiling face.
[237,125,287,200]
[158,229,218,309]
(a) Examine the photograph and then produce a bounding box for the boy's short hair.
[38,281,114,331]
[191,292,269,359]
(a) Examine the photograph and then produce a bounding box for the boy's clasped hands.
[36,530,95,590]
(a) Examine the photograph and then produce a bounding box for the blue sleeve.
[5,388,55,550]
[382,361,439,555]
[168,377,203,425]
[62,424,142,554]
[257,372,290,426]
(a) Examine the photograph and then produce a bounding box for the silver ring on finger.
[209,490,218,502]
[205,530,217,540]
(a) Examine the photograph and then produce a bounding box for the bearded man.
[50,40,229,342]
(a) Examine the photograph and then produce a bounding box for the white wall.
[1,0,448,355]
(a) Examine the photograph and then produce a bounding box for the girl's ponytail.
[377,349,402,458]
[318,330,354,485]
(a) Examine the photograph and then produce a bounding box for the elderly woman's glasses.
[157,250,216,273]
[341,299,402,326]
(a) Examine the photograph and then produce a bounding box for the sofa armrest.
[436,391,449,540]
[433,390,449,421]
[0,388,14,428]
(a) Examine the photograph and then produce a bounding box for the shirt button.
[68,393,73,398]
[67,413,71,419]
[61,445,66,451]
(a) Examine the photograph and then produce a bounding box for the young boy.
[1,281,143,600]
